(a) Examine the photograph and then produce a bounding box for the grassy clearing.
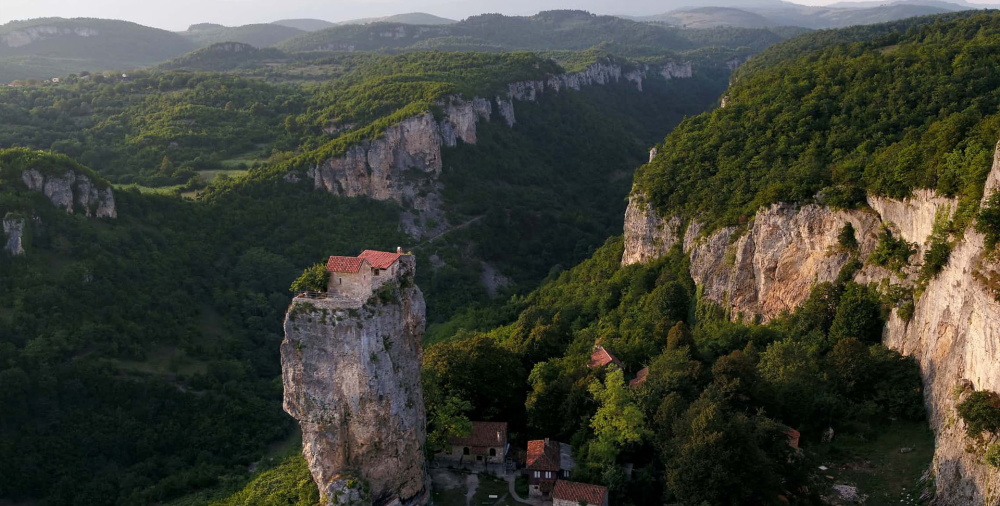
[113,183,185,195]
[811,421,935,506]
[471,475,518,506]
[219,152,265,168]
[199,169,249,182]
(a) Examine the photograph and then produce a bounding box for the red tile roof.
[629,367,649,388]
[359,249,402,269]
[450,421,507,449]
[327,256,366,273]
[527,439,561,471]
[588,346,622,369]
[553,481,607,506]
[785,428,801,450]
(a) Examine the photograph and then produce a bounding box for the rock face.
[1,26,99,48]
[282,256,428,506]
[621,195,682,266]
[620,140,1000,502]
[3,215,25,256]
[21,169,117,218]
[296,62,694,239]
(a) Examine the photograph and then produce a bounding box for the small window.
[463,447,470,455]
[489,448,497,457]
[533,471,540,478]
[373,269,380,276]
[476,455,483,461]
[338,278,342,285]
[545,471,551,479]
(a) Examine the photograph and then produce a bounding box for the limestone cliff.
[621,142,1000,503]
[20,169,117,218]
[296,62,694,240]
[281,257,428,506]
[3,214,25,256]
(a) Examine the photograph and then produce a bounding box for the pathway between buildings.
[505,475,535,505]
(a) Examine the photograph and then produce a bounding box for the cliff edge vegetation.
[634,12,1000,231]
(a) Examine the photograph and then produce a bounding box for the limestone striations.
[3,215,25,256]
[620,140,1000,503]
[20,169,117,218]
[297,62,694,239]
[621,195,682,266]
[282,255,428,506]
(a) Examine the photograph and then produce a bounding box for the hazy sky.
[0,0,995,31]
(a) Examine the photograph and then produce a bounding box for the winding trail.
[413,215,485,249]
[505,475,535,505]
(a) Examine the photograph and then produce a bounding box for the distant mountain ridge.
[178,22,304,47]
[0,17,195,82]
[337,12,458,25]
[272,18,336,31]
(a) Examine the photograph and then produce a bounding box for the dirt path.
[506,475,536,505]
[465,473,480,506]
[414,215,485,248]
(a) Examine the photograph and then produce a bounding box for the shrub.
[838,222,858,251]
[976,193,1000,249]
[290,263,329,293]
[868,227,915,273]
[956,390,1000,438]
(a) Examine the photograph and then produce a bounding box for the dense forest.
[8,8,1000,506]
[0,43,729,503]
[634,12,1000,231]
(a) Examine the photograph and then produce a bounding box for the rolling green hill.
[278,10,785,53]
[271,18,337,31]
[0,18,195,82]
[642,7,776,28]
[339,12,459,25]
[179,22,305,48]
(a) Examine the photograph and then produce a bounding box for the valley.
[1,4,1000,506]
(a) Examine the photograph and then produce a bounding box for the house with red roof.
[629,367,649,388]
[552,480,608,506]
[324,247,408,299]
[526,438,575,497]
[438,421,509,468]
[588,345,622,369]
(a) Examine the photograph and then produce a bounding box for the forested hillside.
[0,18,196,82]
[278,10,792,53]
[634,11,1000,231]
[0,44,731,504]
[423,238,925,504]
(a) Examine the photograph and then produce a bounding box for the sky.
[0,0,996,31]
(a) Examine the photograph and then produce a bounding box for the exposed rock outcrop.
[1,26,99,48]
[282,256,428,506]
[621,194,682,266]
[21,169,117,218]
[298,61,695,240]
[3,215,25,256]
[621,140,1000,502]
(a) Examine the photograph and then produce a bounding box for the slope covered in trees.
[278,10,793,54]
[0,18,196,82]
[424,238,925,504]
[0,44,730,503]
[633,11,1000,231]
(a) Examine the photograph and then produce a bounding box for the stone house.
[526,439,575,497]
[439,421,508,466]
[326,248,406,300]
[552,480,608,506]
